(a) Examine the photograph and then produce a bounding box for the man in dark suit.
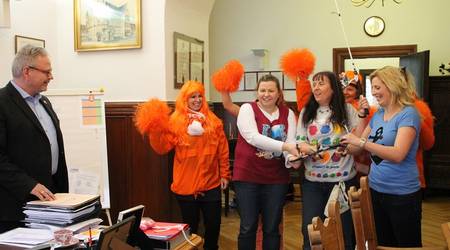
[0,45,68,233]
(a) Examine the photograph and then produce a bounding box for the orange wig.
[134,81,223,153]
[171,81,223,145]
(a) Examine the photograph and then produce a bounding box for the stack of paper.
[23,193,101,229]
[27,218,103,234]
[0,228,52,248]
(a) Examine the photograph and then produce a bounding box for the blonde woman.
[341,66,422,247]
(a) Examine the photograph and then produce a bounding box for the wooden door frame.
[333,45,417,74]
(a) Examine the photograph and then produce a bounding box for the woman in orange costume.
[413,98,435,188]
[135,81,230,250]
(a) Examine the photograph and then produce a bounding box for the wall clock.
[364,16,385,37]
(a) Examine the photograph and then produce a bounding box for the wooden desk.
[174,234,203,250]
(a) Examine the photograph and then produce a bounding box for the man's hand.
[31,183,56,201]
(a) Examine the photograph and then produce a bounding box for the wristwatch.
[359,138,367,148]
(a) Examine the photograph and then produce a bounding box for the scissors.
[289,125,350,163]
[288,143,346,163]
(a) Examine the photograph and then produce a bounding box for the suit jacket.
[0,82,68,221]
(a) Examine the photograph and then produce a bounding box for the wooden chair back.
[307,200,345,250]
[348,176,378,250]
[348,176,448,250]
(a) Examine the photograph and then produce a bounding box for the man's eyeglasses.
[28,66,52,76]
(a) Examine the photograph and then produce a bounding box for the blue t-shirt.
[368,106,421,195]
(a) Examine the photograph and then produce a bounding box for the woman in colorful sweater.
[296,71,360,250]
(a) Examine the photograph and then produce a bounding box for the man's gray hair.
[12,45,48,78]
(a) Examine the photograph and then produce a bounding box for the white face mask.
[187,120,204,136]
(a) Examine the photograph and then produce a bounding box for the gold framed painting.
[74,0,142,52]
[15,35,45,54]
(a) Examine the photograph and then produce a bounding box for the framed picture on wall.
[74,0,142,52]
[15,35,45,54]
[283,75,296,90]
[174,32,204,88]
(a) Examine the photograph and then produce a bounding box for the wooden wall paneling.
[427,76,450,190]
[105,102,179,222]
[105,115,132,220]
[130,130,173,221]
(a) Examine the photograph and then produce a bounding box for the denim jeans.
[371,188,422,247]
[234,181,288,250]
[301,178,356,250]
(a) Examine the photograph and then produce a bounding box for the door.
[400,50,430,100]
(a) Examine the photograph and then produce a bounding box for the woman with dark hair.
[295,71,360,250]
[233,74,298,250]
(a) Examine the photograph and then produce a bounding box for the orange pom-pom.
[134,99,171,135]
[296,79,312,112]
[280,48,316,81]
[212,60,244,92]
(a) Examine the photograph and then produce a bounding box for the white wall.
[53,0,166,101]
[345,58,399,71]
[3,1,448,102]
[1,0,167,101]
[164,0,215,101]
[0,0,58,87]
[0,0,11,28]
[209,0,450,102]
[0,0,214,102]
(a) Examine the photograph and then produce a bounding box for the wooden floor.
[218,186,450,250]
